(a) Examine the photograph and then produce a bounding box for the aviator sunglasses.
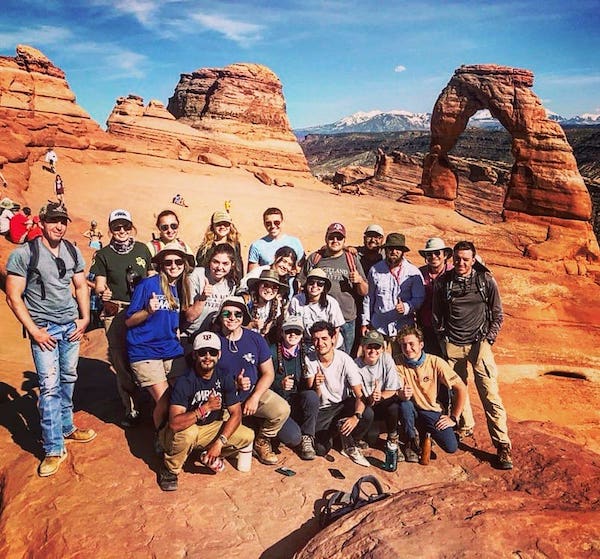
[265,220,281,227]
[111,223,132,232]
[221,309,244,319]
[162,258,184,267]
[425,250,442,258]
[55,257,67,279]
[159,223,179,232]
[285,328,303,336]
[195,348,219,357]
[327,233,344,241]
[307,279,326,287]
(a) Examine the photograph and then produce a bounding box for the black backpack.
[318,475,389,528]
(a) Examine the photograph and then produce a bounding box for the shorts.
[130,357,186,388]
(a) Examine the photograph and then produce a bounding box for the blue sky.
[1,0,598,128]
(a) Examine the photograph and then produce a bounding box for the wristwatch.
[450,415,458,425]
[353,412,363,420]
[218,434,228,445]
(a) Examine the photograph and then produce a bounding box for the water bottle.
[126,265,140,296]
[200,451,225,473]
[420,432,432,465]
[236,442,253,472]
[383,439,399,472]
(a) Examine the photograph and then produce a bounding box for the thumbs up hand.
[147,292,160,314]
[315,366,325,388]
[236,368,251,392]
[371,379,382,402]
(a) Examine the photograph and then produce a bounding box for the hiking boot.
[496,443,513,470]
[403,438,420,463]
[253,437,279,465]
[38,450,68,477]
[64,428,97,443]
[341,446,370,467]
[120,412,141,428]
[456,427,474,440]
[158,466,178,491]
[299,435,316,461]
[355,439,369,450]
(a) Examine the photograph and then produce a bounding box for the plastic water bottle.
[200,451,225,473]
[236,442,253,472]
[383,439,399,472]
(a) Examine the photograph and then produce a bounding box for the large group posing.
[5,200,513,491]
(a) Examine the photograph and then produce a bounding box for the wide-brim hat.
[0,197,15,209]
[382,232,409,252]
[151,241,195,267]
[219,296,252,326]
[305,267,331,291]
[247,268,289,294]
[418,237,452,258]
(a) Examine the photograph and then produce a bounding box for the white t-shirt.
[288,293,345,348]
[355,352,401,397]
[304,349,363,407]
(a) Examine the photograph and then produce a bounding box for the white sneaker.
[341,446,370,467]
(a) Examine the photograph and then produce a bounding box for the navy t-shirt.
[170,367,239,425]
[217,328,272,402]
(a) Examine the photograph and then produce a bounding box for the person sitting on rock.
[158,332,255,491]
[392,325,466,463]
[215,296,290,466]
[0,197,17,236]
[9,206,42,244]
[172,194,188,207]
[304,321,372,467]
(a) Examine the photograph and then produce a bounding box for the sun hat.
[192,331,221,352]
[151,241,195,266]
[0,197,15,210]
[246,269,289,294]
[108,209,132,225]
[39,201,71,222]
[211,210,232,225]
[305,268,332,291]
[219,296,252,326]
[382,232,410,252]
[282,315,304,333]
[326,222,346,238]
[418,237,453,258]
[360,329,385,347]
[364,224,384,236]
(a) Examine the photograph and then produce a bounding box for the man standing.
[247,207,304,272]
[356,224,385,276]
[416,238,453,356]
[304,321,372,467]
[304,223,368,354]
[433,240,512,470]
[44,148,58,173]
[6,202,95,477]
[216,296,290,465]
[158,332,254,491]
[393,326,467,462]
[362,233,425,342]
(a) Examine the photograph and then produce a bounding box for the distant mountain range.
[294,109,600,137]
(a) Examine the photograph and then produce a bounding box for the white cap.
[108,209,132,225]
[364,224,384,236]
[192,331,221,351]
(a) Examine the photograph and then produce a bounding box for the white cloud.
[190,12,263,47]
[0,25,72,49]
[92,0,160,25]
[394,65,407,73]
[538,73,600,86]
[104,50,148,79]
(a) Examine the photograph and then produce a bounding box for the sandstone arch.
[421,64,592,222]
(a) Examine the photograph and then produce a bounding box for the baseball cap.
[108,209,132,225]
[282,315,304,333]
[211,210,232,225]
[39,201,71,222]
[360,330,385,347]
[326,222,346,238]
[364,224,384,236]
[192,331,221,352]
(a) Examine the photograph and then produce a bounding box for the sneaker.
[496,443,513,470]
[299,435,316,461]
[158,466,178,491]
[120,412,141,428]
[38,450,68,477]
[341,446,370,468]
[355,439,369,450]
[253,437,279,465]
[64,428,97,443]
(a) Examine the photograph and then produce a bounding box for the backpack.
[318,475,389,528]
[310,247,357,274]
[26,237,79,300]
[151,238,187,256]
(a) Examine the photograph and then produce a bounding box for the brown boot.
[253,437,278,465]
[496,443,513,470]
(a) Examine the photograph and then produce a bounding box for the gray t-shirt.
[6,238,84,326]
[355,352,401,397]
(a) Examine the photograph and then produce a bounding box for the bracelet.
[218,434,228,445]
[195,406,208,421]
[450,415,458,425]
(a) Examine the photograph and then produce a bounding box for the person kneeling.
[158,332,254,491]
[393,326,466,463]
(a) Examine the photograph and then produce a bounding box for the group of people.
[5,200,513,490]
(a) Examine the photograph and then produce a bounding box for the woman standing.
[288,268,345,349]
[125,242,194,431]
[54,175,64,203]
[147,210,193,258]
[246,269,288,342]
[83,220,103,250]
[91,209,152,426]
[195,210,243,278]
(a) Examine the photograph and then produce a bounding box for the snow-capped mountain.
[295,109,600,136]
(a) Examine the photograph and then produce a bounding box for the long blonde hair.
[197,220,240,257]
[158,260,192,311]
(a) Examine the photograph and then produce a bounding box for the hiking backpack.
[310,247,357,274]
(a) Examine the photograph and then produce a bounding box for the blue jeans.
[339,320,356,355]
[277,390,321,447]
[31,321,80,456]
[399,400,458,453]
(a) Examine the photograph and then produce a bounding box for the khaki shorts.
[130,357,187,388]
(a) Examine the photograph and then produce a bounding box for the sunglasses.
[162,258,184,267]
[307,279,326,287]
[259,282,279,290]
[285,329,303,336]
[327,233,344,241]
[425,250,442,258]
[265,220,281,227]
[365,343,383,350]
[195,347,219,357]
[55,257,66,279]
[221,310,244,319]
[213,222,231,228]
[111,223,132,232]
[159,223,179,232]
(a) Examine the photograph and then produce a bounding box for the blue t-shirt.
[170,367,239,425]
[125,274,183,363]
[247,234,304,266]
[217,328,272,402]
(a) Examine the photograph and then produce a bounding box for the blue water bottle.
[383,439,399,472]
